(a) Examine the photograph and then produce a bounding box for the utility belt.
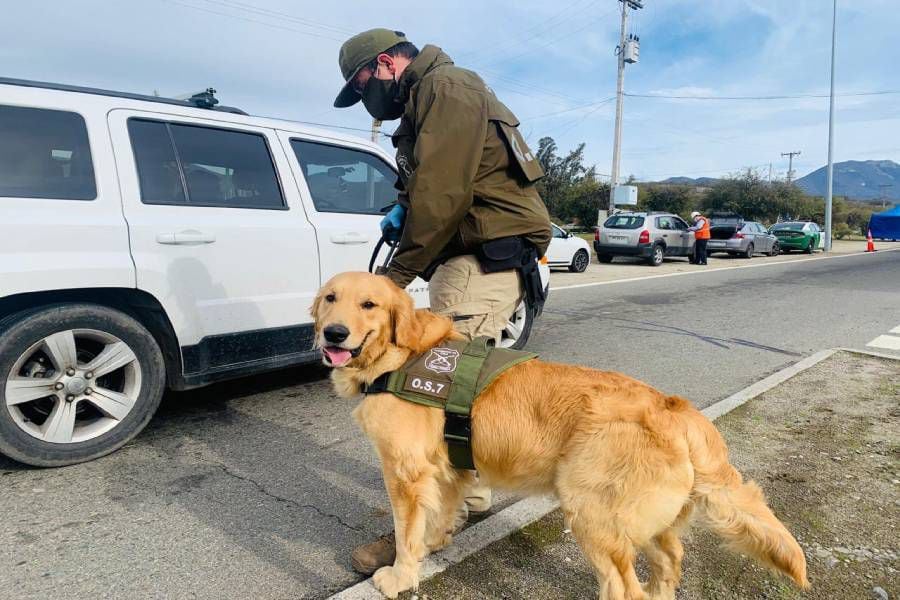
[424,236,546,312]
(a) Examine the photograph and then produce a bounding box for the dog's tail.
[678,404,809,589]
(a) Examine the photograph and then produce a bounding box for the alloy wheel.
[5,329,142,444]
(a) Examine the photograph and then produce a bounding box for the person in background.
[688,210,710,265]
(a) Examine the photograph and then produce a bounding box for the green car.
[768,221,822,253]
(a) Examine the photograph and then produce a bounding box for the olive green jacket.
[385,45,552,288]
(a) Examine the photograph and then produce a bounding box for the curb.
[327,347,898,599]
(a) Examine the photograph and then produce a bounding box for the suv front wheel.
[0,304,165,467]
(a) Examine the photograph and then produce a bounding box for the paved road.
[2,251,898,600]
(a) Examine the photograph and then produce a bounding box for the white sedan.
[546,223,592,272]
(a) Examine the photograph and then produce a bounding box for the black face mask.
[361,76,404,121]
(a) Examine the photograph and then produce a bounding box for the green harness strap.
[443,338,492,470]
[364,337,537,470]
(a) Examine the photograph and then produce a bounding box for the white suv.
[0,78,547,467]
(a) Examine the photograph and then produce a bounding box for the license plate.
[608,235,629,244]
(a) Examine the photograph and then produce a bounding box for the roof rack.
[0,77,248,115]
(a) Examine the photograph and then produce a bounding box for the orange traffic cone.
[866,229,876,252]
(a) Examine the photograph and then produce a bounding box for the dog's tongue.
[323,346,352,367]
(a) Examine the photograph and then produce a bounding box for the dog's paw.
[372,565,417,598]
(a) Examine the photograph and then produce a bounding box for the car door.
[108,110,320,369]
[546,224,571,265]
[655,216,678,254]
[280,133,428,307]
[671,216,693,256]
[753,223,771,253]
[808,223,820,249]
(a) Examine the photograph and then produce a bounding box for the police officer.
[333,29,552,575]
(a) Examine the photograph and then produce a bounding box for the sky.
[4,0,899,182]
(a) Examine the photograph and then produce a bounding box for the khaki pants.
[429,255,522,525]
[429,255,522,343]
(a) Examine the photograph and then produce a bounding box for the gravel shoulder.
[410,351,900,600]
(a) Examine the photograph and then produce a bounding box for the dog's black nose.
[323,324,350,344]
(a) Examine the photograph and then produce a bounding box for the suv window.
[128,119,285,209]
[672,217,688,230]
[656,216,674,230]
[291,140,396,214]
[0,105,96,200]
[604,215,645,229]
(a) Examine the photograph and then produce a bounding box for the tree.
[638,184,694,218]
[535,136,607,227]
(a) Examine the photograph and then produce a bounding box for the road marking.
[549,247,900,292]
[866,334,900,351]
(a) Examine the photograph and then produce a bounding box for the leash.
[368,233,400,275]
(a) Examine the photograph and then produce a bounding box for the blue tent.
[869,205,900,241]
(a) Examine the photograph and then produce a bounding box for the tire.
[769,242,780,257]
[500,300,534,350]
[647,244,665,267]
[569,249,590,273]
[742,243,754,259]
[597,254,614,264]
[0,303,165,467]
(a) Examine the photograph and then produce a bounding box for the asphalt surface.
[2,251,898,600]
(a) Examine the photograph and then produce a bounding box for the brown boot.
[350,533,396,575]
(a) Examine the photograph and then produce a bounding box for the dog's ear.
[391,284,453,354]
[391,285,423,350]
[310,289,329,340]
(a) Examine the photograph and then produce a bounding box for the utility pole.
[824,0,837,251]
[768,163,773,183]
[609,0,643,211]
[879,184,893,209]
[781,150,801,183]
[370,118,382,143]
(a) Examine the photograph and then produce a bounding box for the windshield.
[604,215,645,229]
[771,222,805,231]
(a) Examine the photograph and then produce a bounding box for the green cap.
[334,28,408,108]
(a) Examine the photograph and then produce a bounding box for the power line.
[159,0,345,42]
[520,97,617,121]
[547,98,615,138]
[471,2,613,69]
[624,90,900,100]
[193,0,356,35]
[457,0,596,63]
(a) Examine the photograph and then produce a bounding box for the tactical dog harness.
[363,337,537,469]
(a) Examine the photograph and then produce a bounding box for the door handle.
[156,230,216,245]
[330,232,370,245]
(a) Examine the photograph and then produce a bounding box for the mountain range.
[657,160,899,202]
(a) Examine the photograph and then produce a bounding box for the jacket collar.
[397,45,454,102]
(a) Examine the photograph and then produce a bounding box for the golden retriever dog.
[312,272,809,599]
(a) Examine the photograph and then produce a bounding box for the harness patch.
[402,375,450,399]
[424,348,460,374]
